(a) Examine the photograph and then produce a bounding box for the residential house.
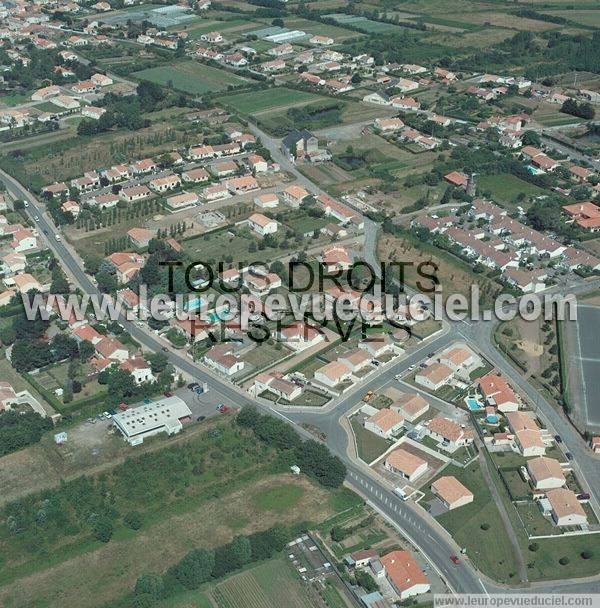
[121,356,155,385]
[364,408,404,439]
[181,167,210,184]
[339,348,372,373]
[73,324,103,345]
[251,372,302,402]
[424,416,474,452]
[545,488,587,526]
[281,130,320,163]
[374,117,404,133]
[477,373,519,412]
[391,393,429,422]
[384,448,427,482]
[563,202,600,232]
[506,411,545,457]
[254,193,279,209]
[11,229,37,252]
[439,347,474,372]
[248,213,277,236]
[226,175,259,194]
[149,173,181,193]
[247,154,268,173]
[127,227,155,250]
[320,244,352,272]
[314,360,352,388]
[380,551,430,601]
[310,35,333,45]
[282,184,310,207]
[415,362,454,391]
[95,336,129,362]
[276,321,324,351]
[431,475,474,510]
[203,343,244,376]
[527,456,566,490]
[444,171,468,189]
[166,191,199,212]
[119,185,151,202]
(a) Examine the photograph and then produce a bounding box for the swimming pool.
[466,397,482,411]
[486,414,499,424]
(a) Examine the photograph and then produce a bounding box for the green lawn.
[478,173,548,206]
[133,61,248,94]
[350,418,390,464]
[527,535,600,581]
[221,87,326,115]
[432,462,519,583]
[252,484,305,514]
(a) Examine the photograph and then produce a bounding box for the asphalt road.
[3,156,600,594]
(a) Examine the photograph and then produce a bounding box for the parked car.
[164,391,172,397]
[577,493,590,501]
[554,435,562,443]
[566,452,573,460]
[196,415,206,422]
[188,382,199,390]
[450,555,460,565]
[217,404,229,413]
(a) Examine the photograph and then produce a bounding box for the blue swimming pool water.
[486,415,499,424]
[466,397,482,411]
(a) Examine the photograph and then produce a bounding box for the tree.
[92,516,113,542]
[96,270,118,293]
[355,569,377,592]
[124,510,142,530]
[51,333,79,361]
[50,267,69,294]
[296,440,346,488]
[134,572,165,600]
[79,339,95,362]
[0,410,53,457]
[212,535,252,578]
[521,130,541,147]
[11,339,53,372]
[172,548,215,589]
[147,352,169,374]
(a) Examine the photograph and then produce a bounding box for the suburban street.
[2,148,600,595]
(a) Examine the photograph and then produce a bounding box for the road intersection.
[2,147,600,594]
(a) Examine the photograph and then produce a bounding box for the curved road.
[2,158,600,595]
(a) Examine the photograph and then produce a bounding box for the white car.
[34,216,40,222]
[55,234,61,241]
[23,201,29,208]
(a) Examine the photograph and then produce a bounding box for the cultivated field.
[212,557,315,608]
[133,61,248,94]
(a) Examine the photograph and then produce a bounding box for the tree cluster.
[236,406,346,488]
[0,410,53,457]
[133,524,292,606]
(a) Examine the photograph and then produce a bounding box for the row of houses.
[413,198,600,291]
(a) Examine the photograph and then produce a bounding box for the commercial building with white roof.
[112,396,192,445]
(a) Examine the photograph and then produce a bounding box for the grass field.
[252,484,305,514]
[432,462,518,583]
[542,9,600,27]
[212,557,314,608]
[478,173,548,207]
[350,418,390,464]
[184,18,262,39]
[221,88,326,115]
[133,61,248,94]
